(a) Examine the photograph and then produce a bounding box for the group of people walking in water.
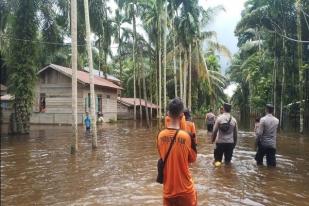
[156,98,279,206]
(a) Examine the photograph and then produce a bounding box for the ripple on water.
[1,123,309,205]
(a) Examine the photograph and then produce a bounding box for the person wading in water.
[255,104,279,167]
[212,103,238,165]
[205,109,216,132]
[157,98,197,206]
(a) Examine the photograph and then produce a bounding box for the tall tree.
[163,0,168,115]
[8,0,38,134]
[71,0,78,153]
[296,0,304,133]
[84,0,97,148]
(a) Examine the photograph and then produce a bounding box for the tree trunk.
[138,64,142,121]
[133,4,137,121]
[280,36,286,129]
[142,54,150,127]
[150,80,153,120]
[158,12,162,119]
[188,44,192,110]
[273,52,277,116]
[119,26,122,82]
[183,50,187,108]
[84,0,97,149]
[71,0,78,153]
[172,5,177,98]
[296,0,304,133]
[163,0,167,116]
[179,50,183,100]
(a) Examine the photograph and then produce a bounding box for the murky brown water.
[1,121,309,206]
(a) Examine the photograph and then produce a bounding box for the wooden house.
[31,64,122,124]
[117,97,159,120]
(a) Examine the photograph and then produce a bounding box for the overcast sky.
[201,0,246,73]
[201,0,246,97]
[107,0,246,96]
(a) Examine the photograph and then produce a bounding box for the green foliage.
[230,0,309,130]
[7,0,38,134]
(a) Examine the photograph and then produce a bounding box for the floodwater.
[1,121,309,206]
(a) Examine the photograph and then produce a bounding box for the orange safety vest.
[157,129,197,199]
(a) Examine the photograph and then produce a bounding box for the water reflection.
[1,121,309,205]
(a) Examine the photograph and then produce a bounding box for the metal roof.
[38,64,123,90]
[117,97,159,109]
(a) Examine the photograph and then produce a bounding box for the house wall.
[82,85,118,122]
[31,67,118,124]
[0,100,13,123]
[117,103,133,120]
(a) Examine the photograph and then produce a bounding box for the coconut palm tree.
[71,0,78,153]
[84,0,97,149]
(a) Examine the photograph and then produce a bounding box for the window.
[106,95,110,99]
[39,93,46,112]
[88,93,91,108]
[97,95,102,113]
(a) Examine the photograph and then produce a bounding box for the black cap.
[223,103,232,112]
[266,104,274,109]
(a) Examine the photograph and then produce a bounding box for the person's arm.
[256,119,264,138]
[156,132,162,158]
[188,134,197,163]
[233,121,238,147]
[192,123,197,144]
[212,119,219,143]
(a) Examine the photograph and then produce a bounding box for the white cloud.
[224,83,238,98]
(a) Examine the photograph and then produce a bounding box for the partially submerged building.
[117,97,159,120]
[0,84,14,124]
[31,64,122,124]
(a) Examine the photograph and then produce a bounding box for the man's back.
[257,114,279,148]
[157,129,196,198]
[213,113,237,143]
[206,112,216,124]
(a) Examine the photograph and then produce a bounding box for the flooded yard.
[1,121,309,205]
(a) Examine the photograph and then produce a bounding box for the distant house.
[31,64,122,124]
[0,84,7,95]
[0,85,14,123]
[117,97,159,120]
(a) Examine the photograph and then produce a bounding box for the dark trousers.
[214,143,234,163]
[207,123,214,132]
[255,145,276,167]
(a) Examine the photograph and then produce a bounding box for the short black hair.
[184,108,191,121]
[266,104,274,113]
[255,117,260,122]
[223,103,232,113]
[168,98,184,118]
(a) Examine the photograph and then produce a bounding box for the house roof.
[0,94,14,101]
[118,97,159,109]
[38,64,123,90]
[83,67,121,83]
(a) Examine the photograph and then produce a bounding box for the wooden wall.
[31,67,118,124]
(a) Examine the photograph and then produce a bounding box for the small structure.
[0,84,14,123]
[117,97,159,120]
[0,84,7,95]
[31,64,122,124]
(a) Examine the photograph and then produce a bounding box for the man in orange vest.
[157,98,197,206]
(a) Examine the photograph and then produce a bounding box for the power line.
[0,35,120,48]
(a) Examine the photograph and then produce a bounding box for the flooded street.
[1,121,309,206]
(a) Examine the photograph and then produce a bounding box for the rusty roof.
[38,64,123,90]
[118,97,159,109]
